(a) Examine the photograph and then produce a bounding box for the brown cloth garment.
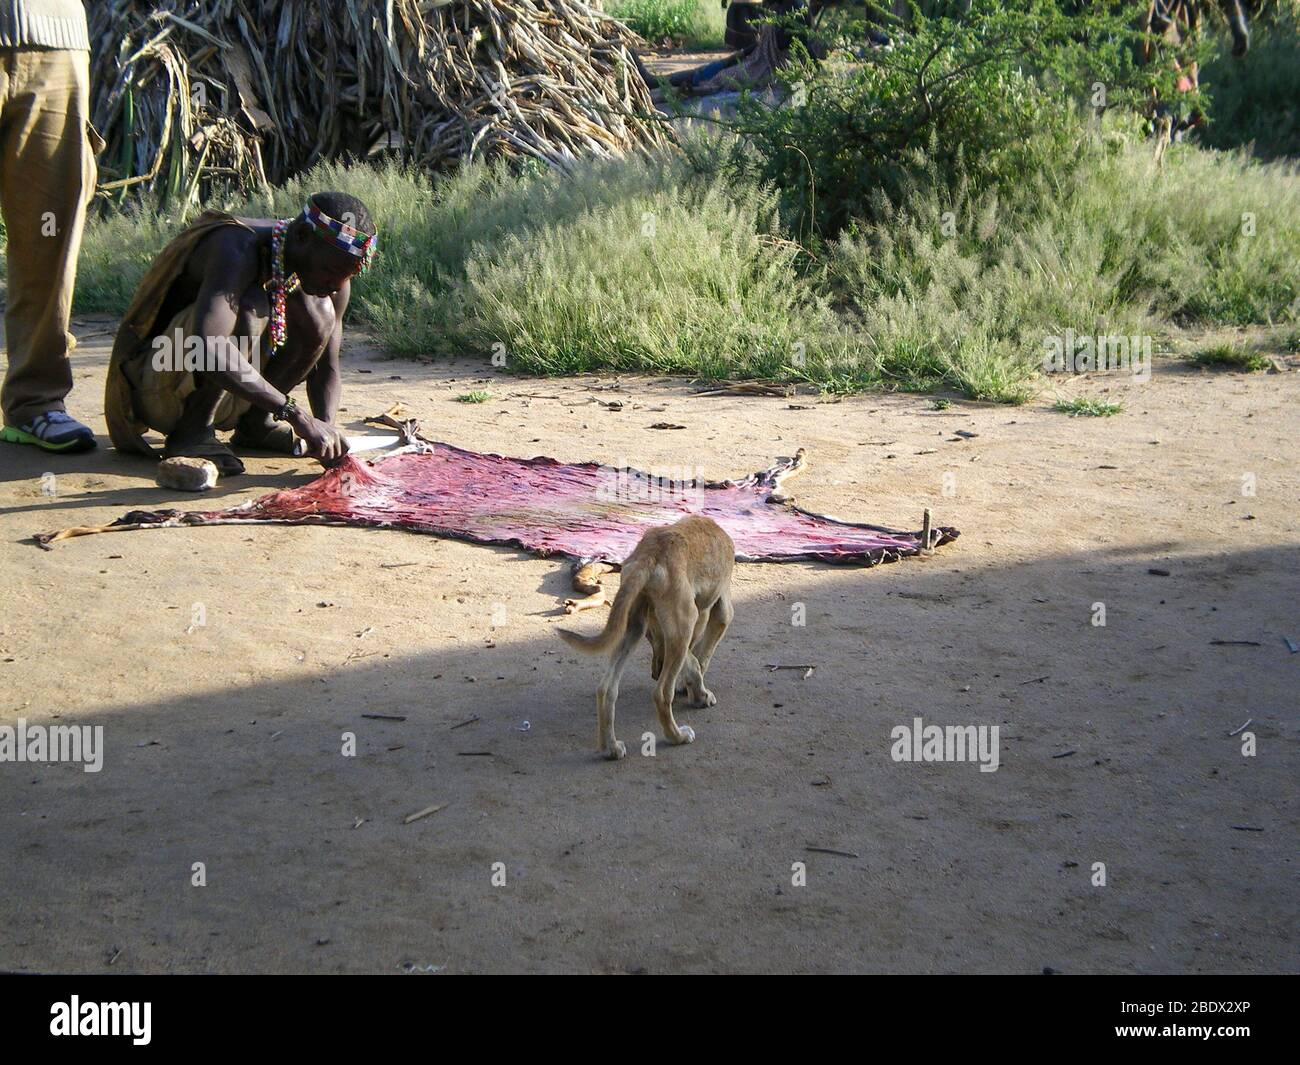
[103,210,252,456]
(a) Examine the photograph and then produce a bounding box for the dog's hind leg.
[693,590,733,680]
[597,604,646,760]
[677,603,716,708]
[652,598,699,747]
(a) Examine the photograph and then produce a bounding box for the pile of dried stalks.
[88,1,671,208]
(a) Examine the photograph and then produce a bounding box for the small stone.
[156,456,218,492]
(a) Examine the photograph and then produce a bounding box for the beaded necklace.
[264,217,301,356]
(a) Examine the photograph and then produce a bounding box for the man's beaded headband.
[302,203,378,274]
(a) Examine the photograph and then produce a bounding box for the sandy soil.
[0,317,1296,974]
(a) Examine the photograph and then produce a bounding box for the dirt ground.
[642,49,734,78]
[1,317,1296,974]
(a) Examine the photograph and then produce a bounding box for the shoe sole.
[0,424,97,453]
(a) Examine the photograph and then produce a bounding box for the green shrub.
[1053,396,1123,416]
[694,0,1158,238]
[1192,343,1271,371]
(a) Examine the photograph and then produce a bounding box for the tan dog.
[558,516,735,760]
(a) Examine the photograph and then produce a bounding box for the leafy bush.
[693,0,1160,238]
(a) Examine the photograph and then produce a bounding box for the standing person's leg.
[0,47,97,451]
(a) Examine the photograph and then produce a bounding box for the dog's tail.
[557,564,648,655]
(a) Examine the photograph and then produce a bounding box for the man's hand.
[292,411,350,467]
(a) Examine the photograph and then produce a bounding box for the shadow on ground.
[1,529,1295,974]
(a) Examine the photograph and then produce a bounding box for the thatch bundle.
[88,1,671,207]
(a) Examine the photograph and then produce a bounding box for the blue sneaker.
[1,411,97,453]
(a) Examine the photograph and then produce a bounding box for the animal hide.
[36,442,958,567]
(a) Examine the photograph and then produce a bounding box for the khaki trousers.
[0,48,97,427]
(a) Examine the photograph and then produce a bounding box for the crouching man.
[104,191,377,475]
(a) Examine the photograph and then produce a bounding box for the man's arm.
[305,282,349,423]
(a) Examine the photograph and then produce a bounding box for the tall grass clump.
[67,129,1299,403]
[387,155,854,378]
[1072,136,1300,325]
[611,0,722,48]
[73,210,187,314]
[828,118,1300,401]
